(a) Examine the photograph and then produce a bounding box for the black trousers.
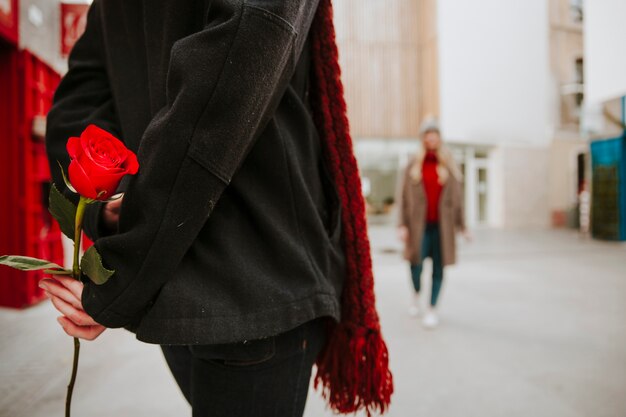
[160,318,327,417]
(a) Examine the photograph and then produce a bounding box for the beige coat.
[397,147,465,266]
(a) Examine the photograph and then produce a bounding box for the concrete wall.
[499,146,551,228]
[437,0,551,147]
[19,0,67,73]
[548,136,587,217]
[549,0,584,131]
[545,0,587,227]
[584,0,626,104]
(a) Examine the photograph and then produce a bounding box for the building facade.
[336,0,592,230]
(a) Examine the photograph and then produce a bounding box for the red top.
[422,151,442,223]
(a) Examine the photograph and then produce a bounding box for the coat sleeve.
[79,0,322,328]
[395,160,411,228]
[45,1,122,242]
[453,177,466,231]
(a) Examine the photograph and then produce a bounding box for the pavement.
[1,224,625,417]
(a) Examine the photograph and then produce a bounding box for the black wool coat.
[45,0,346,344]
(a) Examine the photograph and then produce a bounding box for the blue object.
[590,134,626,240]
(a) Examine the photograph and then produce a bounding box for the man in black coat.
[42,0,346,415]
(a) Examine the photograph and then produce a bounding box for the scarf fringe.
[314,323,393,416]
[310,0,394,414]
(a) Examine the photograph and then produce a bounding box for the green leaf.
[49,183,77,240]
[0,255,66,272]
[56,161,77,194]
[43,268,73,275]
[80,246,114,285]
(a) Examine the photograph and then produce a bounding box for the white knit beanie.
[419,116,440,138]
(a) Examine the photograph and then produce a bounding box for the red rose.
[66,125,139,200]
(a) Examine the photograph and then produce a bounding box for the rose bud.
[66,125,139,201]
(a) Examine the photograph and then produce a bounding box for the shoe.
[408,294,420,317]
[422,310,439,329]
[409,294,421,317]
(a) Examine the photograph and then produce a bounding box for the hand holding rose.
[39,276,106,341]
[0,124,139,415]
[102,195,123,232]
[43,125,133,340]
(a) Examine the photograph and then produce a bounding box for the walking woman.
[397,118,468,329]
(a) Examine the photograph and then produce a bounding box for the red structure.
[60,3,89,57]
[0,48,64,308]
[0,0,18,44]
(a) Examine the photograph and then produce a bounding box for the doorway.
[455,146,492,228]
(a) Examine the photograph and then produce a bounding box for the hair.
[410,129,464,184]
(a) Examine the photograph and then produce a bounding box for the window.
[575,57,584,107]
[570,0,583,23]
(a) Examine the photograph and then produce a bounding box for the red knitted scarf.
[309,0,394,414]
[423,151,443,223]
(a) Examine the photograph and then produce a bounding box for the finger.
[103,207,120,228]
[108,197,123,210]
[58,316,106,340]
[57,317,106,341]
[40,279,81,309]
[49,294,99,327]
[105,204,120,216]
[50,275,84,301]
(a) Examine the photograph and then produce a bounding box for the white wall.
[437,0,551,146]
[501,146,551,228]
[584,0,626,105]
[19,0,66,73]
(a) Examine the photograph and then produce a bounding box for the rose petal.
[90,141,119,168]
[123,151,139,174]
[88,171,126,200]
[66,137,83,159]
[69,124,138,200]
[76,153,122,179]
[83,126,129,169]
[102,137,127,162]
[68,160,99,199]
[83,125,125,148]
[76,151,124,180]
[108,141,128,165]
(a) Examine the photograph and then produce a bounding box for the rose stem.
[66,337,80,417]
[67,196,87,417]
[72,196,87,278]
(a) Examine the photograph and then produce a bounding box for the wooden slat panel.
[334,0,426,139]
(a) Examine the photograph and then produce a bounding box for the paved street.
[1,224,625,417]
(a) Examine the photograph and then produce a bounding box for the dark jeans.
[160,317,327,417]
[410,223,444,306]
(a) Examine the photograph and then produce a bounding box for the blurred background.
[334,0,623,233]
[0,0,625,416]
